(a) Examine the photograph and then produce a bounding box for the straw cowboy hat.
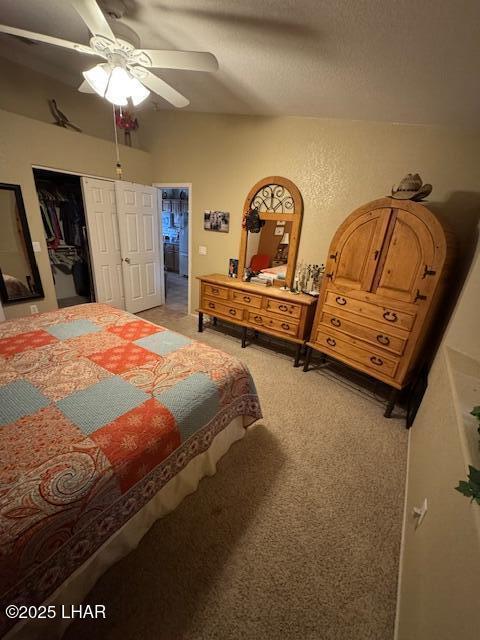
[391,173,432,201]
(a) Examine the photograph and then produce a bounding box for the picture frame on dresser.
[197,176,317,365]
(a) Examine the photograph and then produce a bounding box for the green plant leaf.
[470,406,480,420]
[455,481,474,497]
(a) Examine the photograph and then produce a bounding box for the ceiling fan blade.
[132,69,189,108]
[138,49,218,72]
[78,79,95,93]
[71,0,115,41]
[0,23,97,55]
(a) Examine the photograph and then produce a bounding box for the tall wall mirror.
[238,176,303,289]
[0,182,44,304]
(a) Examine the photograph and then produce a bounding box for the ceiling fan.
[0,0,219,108]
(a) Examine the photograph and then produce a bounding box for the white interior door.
[81,177,125,309]
[115,181,164,313]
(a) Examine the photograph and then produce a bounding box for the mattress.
[0,303,262,638]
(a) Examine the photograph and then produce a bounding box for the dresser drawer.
[319,310,407,356]
[203,297,244,321]
[203,283,229,300]
[248,311,299,337]
[325,290,415,331]
[265,298,302,319]
[315,329,399,378]
[230,290,263,309]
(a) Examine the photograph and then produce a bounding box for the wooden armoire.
[304,197,454,416]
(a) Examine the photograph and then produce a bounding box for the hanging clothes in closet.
[35,171,94,306]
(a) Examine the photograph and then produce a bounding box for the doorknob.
[124,257,131,263]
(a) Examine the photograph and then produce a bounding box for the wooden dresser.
[197,274,317,365]
[304,197,454,416]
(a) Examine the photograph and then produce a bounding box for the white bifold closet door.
[115,181,163,313]
[81,178,164,314]
[81,177,125,310]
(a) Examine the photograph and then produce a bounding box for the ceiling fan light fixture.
[105,66,131,106]
[129,77,150,106]
[83,63,110,97]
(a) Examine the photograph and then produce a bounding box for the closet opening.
[33,168,95,309]
[157,184,190,315]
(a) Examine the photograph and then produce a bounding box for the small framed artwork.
[204,210,230,233]
[228,258,238,278]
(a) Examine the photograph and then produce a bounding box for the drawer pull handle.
[229,309,237,316]
[254,315,263,323]
[243,296,251,303]
[335,296,347,306]
[211,287,219,294]
[330,318,341,327]
[208,302,215,309]
[370,356,384,366]
[383,311,398,323]
[279,304,288,312]
[326,337,336,347]
[376,334,390,346]
[281,323,290,330]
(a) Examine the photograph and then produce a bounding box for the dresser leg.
[293,343,302,367]
[384,388,399,418]
[241,326,247,348]
[303,346,312,371]
[198,312,204,333]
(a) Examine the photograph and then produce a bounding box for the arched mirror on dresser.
[238,176,303,289]
[197,176,316,365]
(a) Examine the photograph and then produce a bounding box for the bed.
[0,303,262,639]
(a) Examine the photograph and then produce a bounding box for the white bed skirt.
[6,416,247,640]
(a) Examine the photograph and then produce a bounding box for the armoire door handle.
[124,257,131,263]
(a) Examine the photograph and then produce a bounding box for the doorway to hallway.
[156,184,191,315]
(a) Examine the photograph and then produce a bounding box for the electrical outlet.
[30,304,38,314]
[413,498,428,528]
[199,245,207,255]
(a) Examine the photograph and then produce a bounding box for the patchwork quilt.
[0,303,261,636]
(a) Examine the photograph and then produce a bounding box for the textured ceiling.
[0,0,479,127]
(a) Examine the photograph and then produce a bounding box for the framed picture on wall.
[228,258,238,278]
[204,210,230,233]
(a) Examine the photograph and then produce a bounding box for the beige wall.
[0,58,149,150]
[144,111,480,313]
[0,108,152,319]
[396,238,480,639]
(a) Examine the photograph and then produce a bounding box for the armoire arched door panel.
[374,210,436,303]
[331,208,391,291]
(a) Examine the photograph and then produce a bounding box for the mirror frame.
[238,176,303,288]
[0,182,44,305]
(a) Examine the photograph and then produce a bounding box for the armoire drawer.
[203,297,244,321]
[230,290,263,308]
[315,329,399,378]
[319,310,408,356]
[248,311,299,337]
[324,290,415,331]
[265,298,302,319]
[203,283,229,300]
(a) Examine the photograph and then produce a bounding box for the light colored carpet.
[66,307,408,640]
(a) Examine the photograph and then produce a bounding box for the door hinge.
[326,272,333,280]
[329,252,338,261]
[414,289,427,302]
[422,265,437,278]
